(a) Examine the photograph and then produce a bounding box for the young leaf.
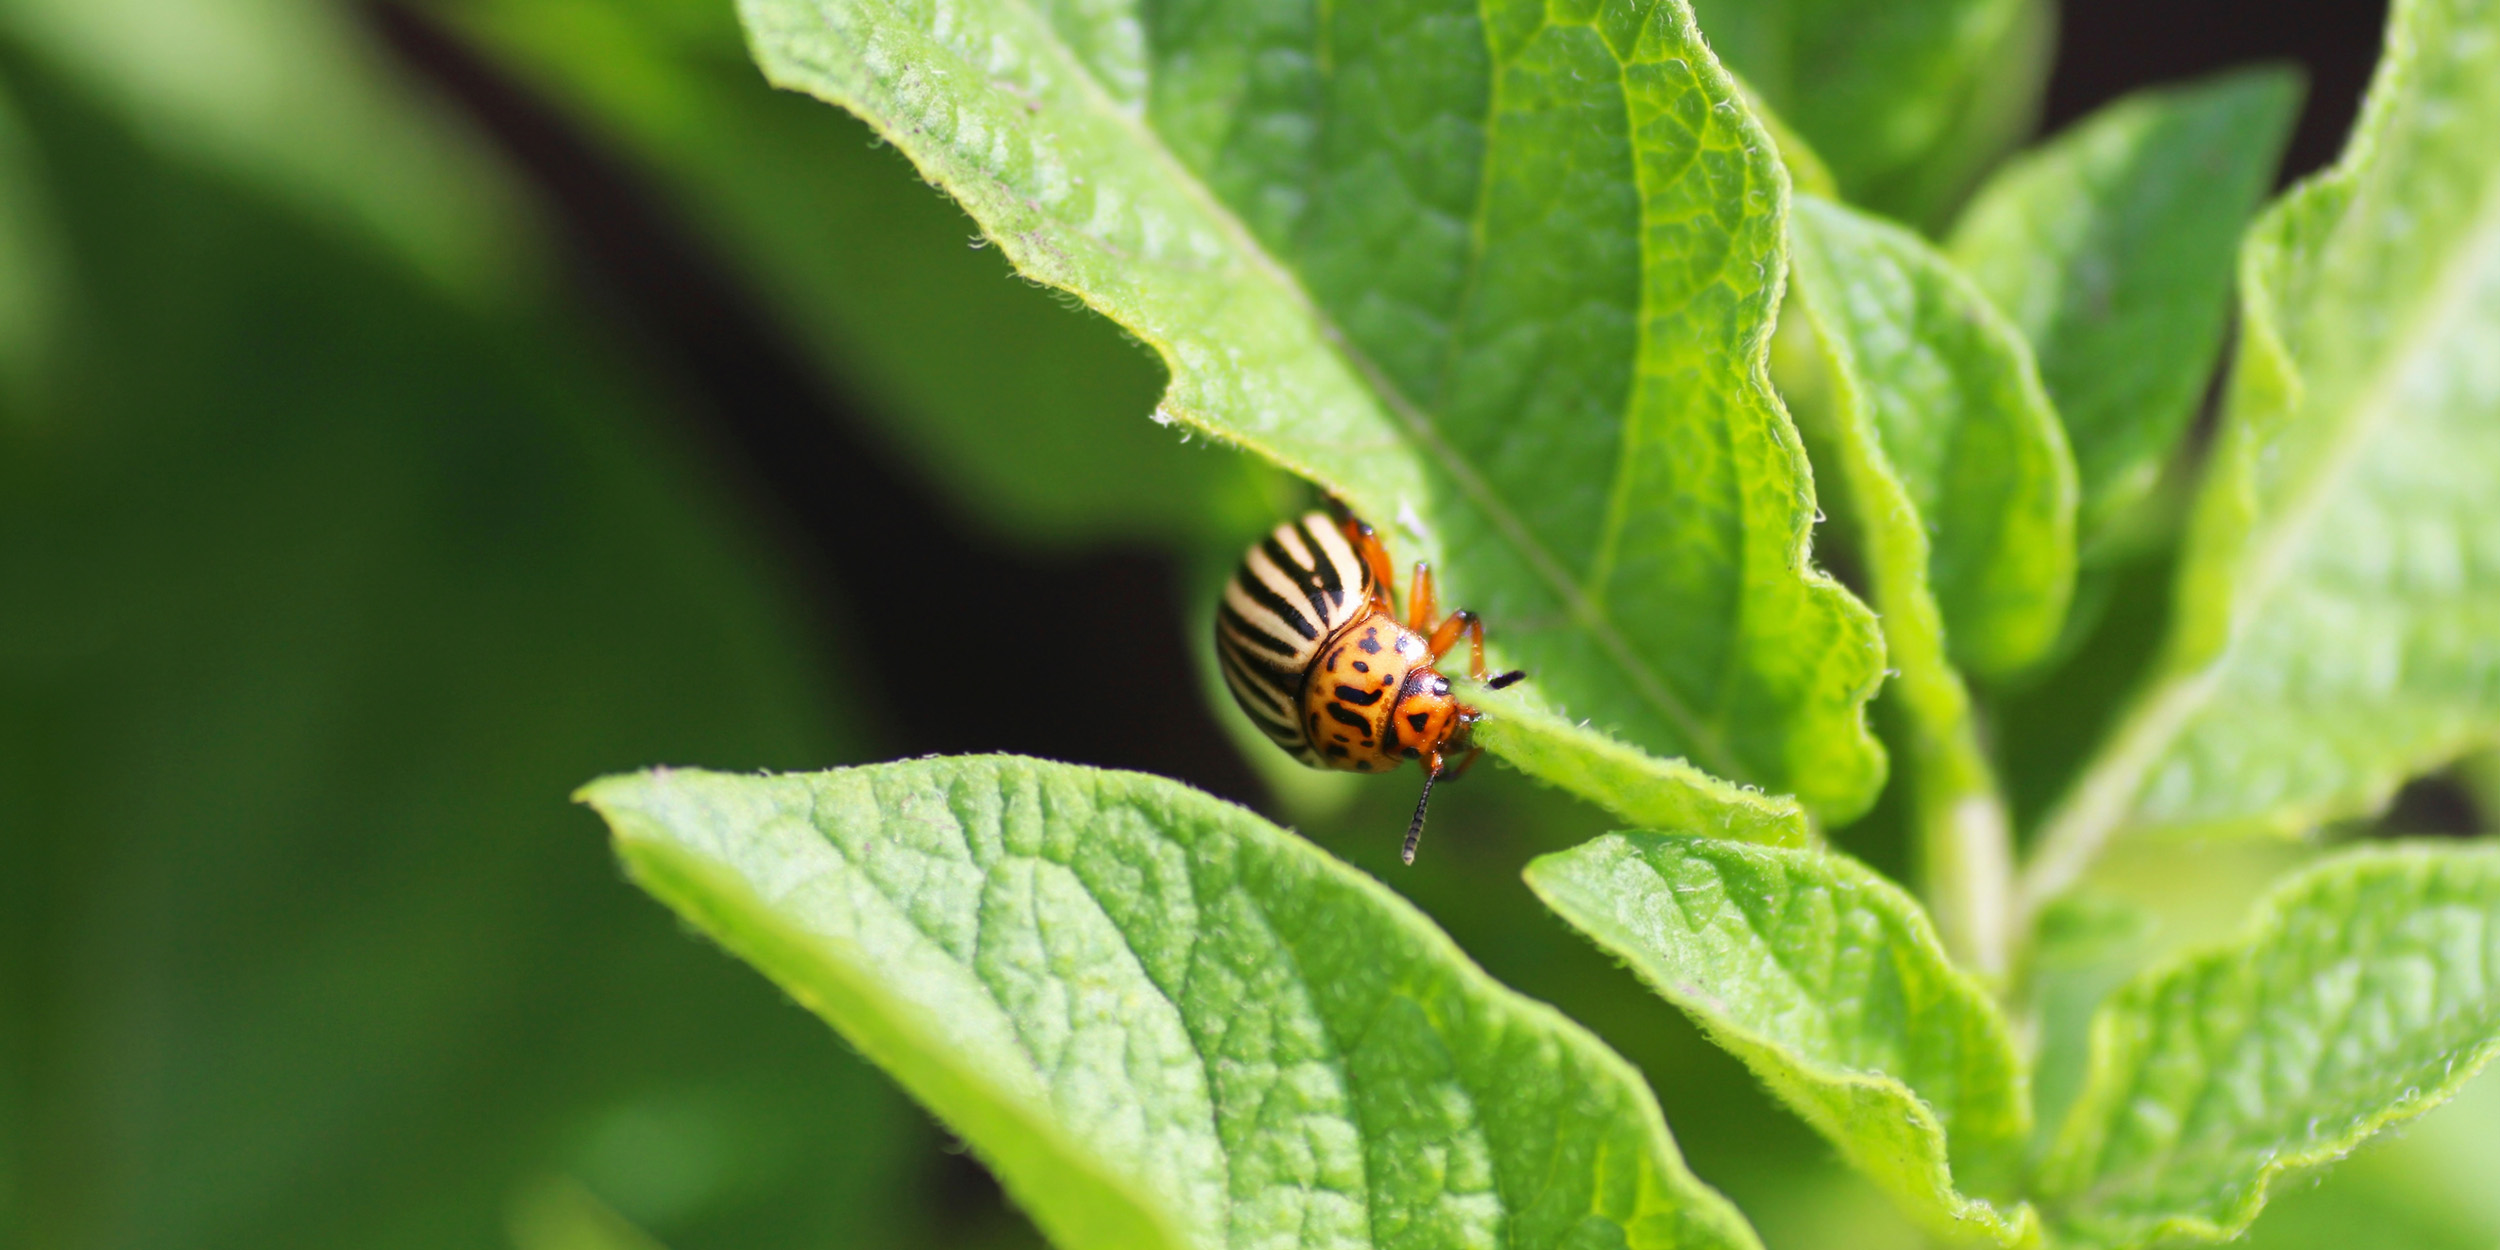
[736,0,1888,822]
[1950,69,2304,548]
[1526,834,2036,1245]
[581,757,1766,1250]
[1691,0,2052,221]
[1783,193,2072,971]
[1788,193,2076,679]
[1465,683,1810,848]
[2023,0,2500,901]
[2041,845,2500,1248]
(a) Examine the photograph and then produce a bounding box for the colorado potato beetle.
[1216,499,1524,864]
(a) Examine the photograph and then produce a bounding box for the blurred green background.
[2,1,2491,1248]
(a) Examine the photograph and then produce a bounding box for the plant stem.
[2014,665,2216,930]
[1909,698,2016,984]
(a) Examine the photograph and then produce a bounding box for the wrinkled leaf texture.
[1787,192,2074,683]
[735,0,1888,824]
[2043,845,2500,1248]
[1528,834,2035,1245]
[2032,0,2500,857]
[1949,68,2302,549]
[583,757,1765,1250]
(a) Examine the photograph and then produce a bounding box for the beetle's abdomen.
[1215,512,1373,764]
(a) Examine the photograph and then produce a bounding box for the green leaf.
[1466,683,1810,848]
[736,0,1888,822]
[1691,0,2052,222]
[582,757,1766,1250]
[2022,0,2500,902]
[1788,193,2075,679]
[1782,192,2071,970]
[1950,69,2304,549]
[2041,844,2500,1248]
[1526,834,2035,1244]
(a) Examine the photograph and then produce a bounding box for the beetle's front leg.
[1423,606,1486,678]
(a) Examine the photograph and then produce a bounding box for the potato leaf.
[1466,683,1809,848]
[1691,0,2053,222]
[735,0,1888,823]
[2042,845,2500,1248]
[1950,69,2303,548]
[1527,834,2036,1244]
[1788,193,2076,680]
[1782,193,2071,969]
[2024,0,2500,901]
[581,757,1765,1250]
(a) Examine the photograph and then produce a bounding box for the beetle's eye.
[1430,675,1450,697]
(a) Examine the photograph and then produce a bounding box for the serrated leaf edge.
[2039,843,2500,1248]
[738,0,1883,810]
[1525,836,2039,1246]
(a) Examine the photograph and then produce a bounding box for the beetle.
[1215,499,1524,864]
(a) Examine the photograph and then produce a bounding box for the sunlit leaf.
[2024,0,2500,905]
[2043,845,2500,1248]
[583,756,1766,1250]
[1528,834,2035,1244]
[735,0,1888,822]
[1950,69,2303,548]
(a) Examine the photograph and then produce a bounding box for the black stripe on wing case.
[1231,562,1318,641]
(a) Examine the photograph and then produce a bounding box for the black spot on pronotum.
[1358,630,1383,654]
[1408,712,1430,731]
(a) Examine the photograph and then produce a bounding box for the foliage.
[733,0,1891,827]
[582,758,1762,1250]
[12,0,2500,1245]
[563,0,2500,1245]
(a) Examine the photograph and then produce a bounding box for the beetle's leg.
[1407,561,1439,633]
[1424,609,1488,678]
[1326,498,1397,616]
[1440,746,1484,782]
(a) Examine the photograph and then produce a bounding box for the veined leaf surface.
[2043,845,2500,1248]
[1782,192,2070,969]
[582,757,1764,1250]
[736,0,1888,822]
[1950,69,2302,548]
[1788,193,2075,681]
[1527,834,2035,1244]
[2024,0,2500,894]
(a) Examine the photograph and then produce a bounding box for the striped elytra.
[1215,503,1520,863]
[1214,511,1372,765]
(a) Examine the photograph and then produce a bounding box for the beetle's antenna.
[1402,765,1440,865]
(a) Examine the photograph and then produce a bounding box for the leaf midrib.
[2023,147,2500,905]
[1002,0,1742,778]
